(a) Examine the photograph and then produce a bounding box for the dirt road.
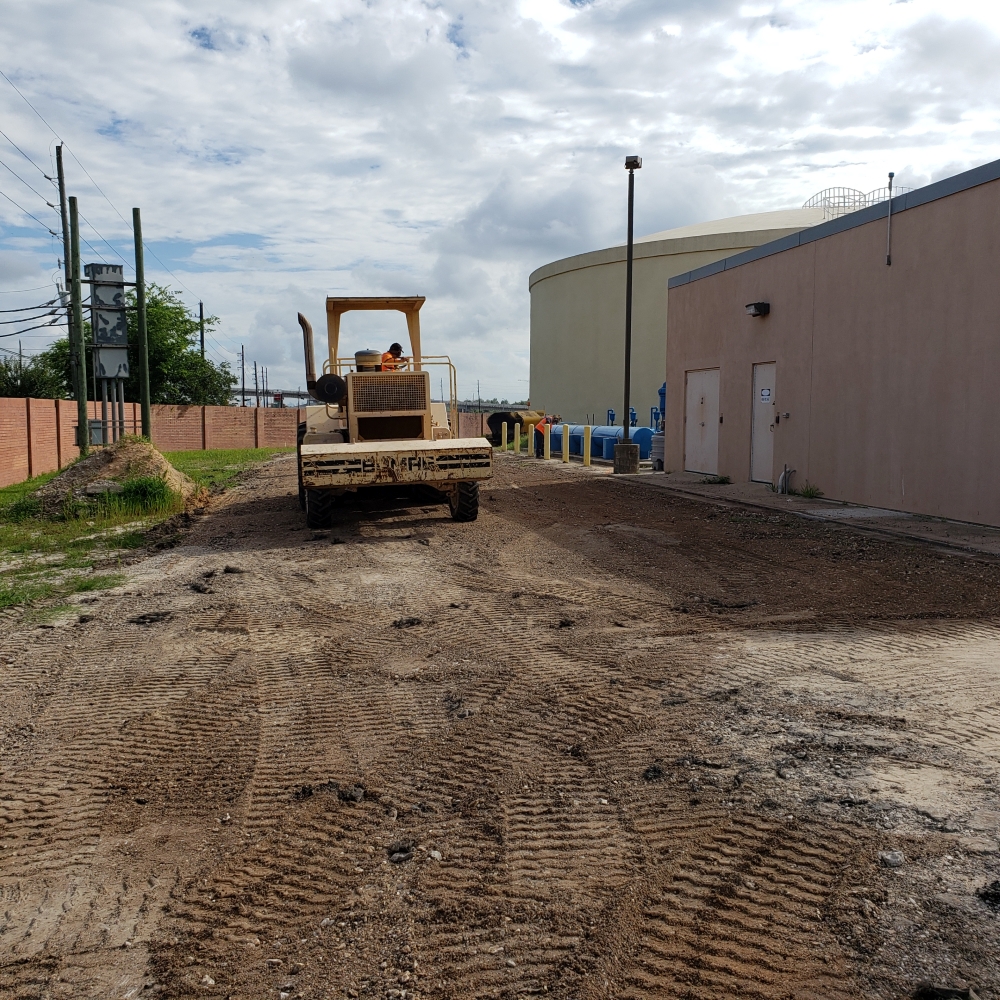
[3,453,1000,999]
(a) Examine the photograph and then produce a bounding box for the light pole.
[614,154,642,475]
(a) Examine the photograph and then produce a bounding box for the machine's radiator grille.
[349,372,428,413]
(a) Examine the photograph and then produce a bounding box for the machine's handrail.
[320,355,459,436]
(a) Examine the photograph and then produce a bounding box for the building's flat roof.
[668,156,1000,289]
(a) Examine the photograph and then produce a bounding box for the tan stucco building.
[666,157,1000,526]
[528,209,824,424]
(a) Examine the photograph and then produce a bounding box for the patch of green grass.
[70,573,125,594]
[22,603,76,625]
[115,532,147,549]
[701,475,732,485]
[795,482,824,498]
[0,577,55,609]
[0,470,59,513]
[164,447,294,490]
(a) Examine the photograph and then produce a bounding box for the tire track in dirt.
[5,454,1000,998]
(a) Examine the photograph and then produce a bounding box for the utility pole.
[133,208,152,438]
[55,145,72,341]
[199,300,205,357]
[68,197,88,455]
[254,361,259,408]
[241,345,246,406]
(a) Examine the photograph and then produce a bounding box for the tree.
[19,285,236,405]
[125,284,235,406]
[0,350,68,398]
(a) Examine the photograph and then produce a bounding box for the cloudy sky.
[2,0,999,400]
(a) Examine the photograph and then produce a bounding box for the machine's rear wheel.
[296,422,307,510]
[305,488,334,529]
[449,482,479,522]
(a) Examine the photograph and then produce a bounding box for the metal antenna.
[886,171,894,266]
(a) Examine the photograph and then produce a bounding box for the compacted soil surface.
[2,453,1000,1000]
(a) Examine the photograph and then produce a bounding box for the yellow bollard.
[501,422,508,451]
[583,425,592,467]
[527,423,535,458]
[543,422,551,460]
[562,423,569,463]
[514,422,521,455]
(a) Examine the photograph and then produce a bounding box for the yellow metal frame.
[323,355,459,438]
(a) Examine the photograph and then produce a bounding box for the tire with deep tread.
[449,481,479,522]
[305,488,334,529]
[296,422,307,510]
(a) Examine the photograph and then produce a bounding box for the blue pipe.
[550,424,654,460]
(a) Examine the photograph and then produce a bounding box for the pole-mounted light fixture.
[615,154,642,475]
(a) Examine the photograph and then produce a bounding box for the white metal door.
[751,362,776,483]
[684,369,720,475]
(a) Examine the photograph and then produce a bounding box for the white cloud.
[1,0,999,397]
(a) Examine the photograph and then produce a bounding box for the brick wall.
[0,398,30,486]
[458,412,488,439]
[150,405,203,452]
[0,398,304,489]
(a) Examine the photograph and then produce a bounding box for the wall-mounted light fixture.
[745,301,770,317]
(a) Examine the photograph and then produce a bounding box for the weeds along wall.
[0,397,303,489]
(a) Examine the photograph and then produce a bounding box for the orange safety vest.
[381,352,405,371]
[534,416,554,435]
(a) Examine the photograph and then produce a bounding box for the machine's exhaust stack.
[299,311,347,404]
[298,312,317,393]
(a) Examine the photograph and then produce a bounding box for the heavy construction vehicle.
[295,296,492,528]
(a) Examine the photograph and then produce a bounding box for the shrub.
[100,476,179,517]
[3,495,42,523]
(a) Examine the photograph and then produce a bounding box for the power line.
[0,283,56,294]
[0,298,58,313]
[0,318,60,337]
[0,69,241,365]
[76,208,132,272]
[0,154,57,209]
[0,187,58,234]
[0,126,48,177]
[0,310,58,324]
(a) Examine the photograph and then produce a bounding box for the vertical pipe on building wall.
[885,171,894,266]
[583,425,592,467]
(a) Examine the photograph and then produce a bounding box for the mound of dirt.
[35,440,196,514]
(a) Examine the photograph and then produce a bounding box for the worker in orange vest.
[533,414,559,457]
[381,343,407,371]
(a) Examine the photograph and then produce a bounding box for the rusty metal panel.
[301,442,492,488]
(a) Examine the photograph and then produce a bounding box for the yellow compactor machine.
[295,297,493,528]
